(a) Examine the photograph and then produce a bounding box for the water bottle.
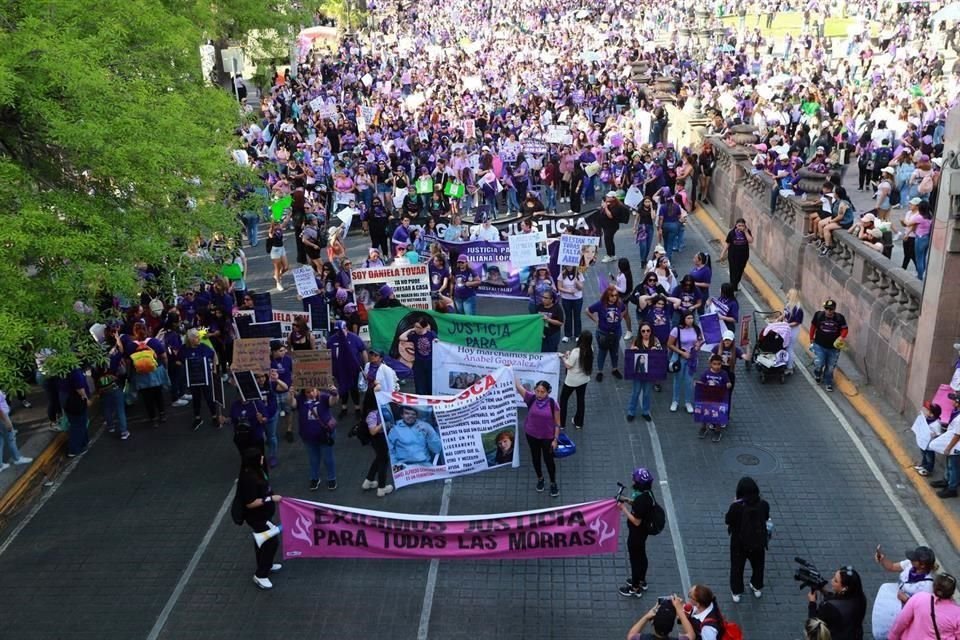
[766,518,774,542]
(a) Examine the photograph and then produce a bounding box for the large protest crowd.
[3,0,960,636]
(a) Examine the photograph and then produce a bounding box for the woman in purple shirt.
[586,285,626,381]
[513,377,561,498]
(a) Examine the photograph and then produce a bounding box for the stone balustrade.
[705,136,922,412]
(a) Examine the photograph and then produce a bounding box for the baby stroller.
[752,311,792,384]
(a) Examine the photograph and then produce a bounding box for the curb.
[0,433,67,524]
[694,206,960,550]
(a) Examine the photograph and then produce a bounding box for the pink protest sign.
[931,383,954,425]
[280,498,620,560]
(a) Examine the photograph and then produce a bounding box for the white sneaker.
[270,564,282,572]
[12,457,32,465]
[685,403,694,414]
[377,485,394,497]
[361,479,377,490]
[252,575,273,590]
[601,255,616,263]
[750,583,762,599]
[622,331,634,342]
[182,394,193,401]
[0,463,9,473]
[221,373,229,382]
[669,401,678,412]
[561,336,570,343]
[172,399,190,407]
[731,593,742,603]
[279,410,286,417]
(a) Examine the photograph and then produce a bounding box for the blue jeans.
[101,387,128,435]
[506,188,520,213]
[915,234,930,280]
[358,189,373,212]
[66,409,89,455]
[304,440,336,482]
[0,426,22,462]
[946,454,960,490]
[561,298,583,339]
[920,449,936,474]
[672,364,695,405]
[811,344,840,386]
[628,380,653,417]
[662,221,681,264]
[265,413,279,460]
[674,222,686,252]
[636,224,653,263]
[596,330,621,371]
[455,296,477,316]
[243,212,260,247]
[543,186,557,212]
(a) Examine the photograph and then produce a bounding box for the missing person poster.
[351,264,431,310]
[432,342,559,406]
[558,234,599,267]
[375,366,518,489]
[508,231,549,269]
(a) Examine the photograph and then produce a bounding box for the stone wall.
[706,137,922,413]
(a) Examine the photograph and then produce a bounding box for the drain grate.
[720,446,780,474]
[736,454,760,466]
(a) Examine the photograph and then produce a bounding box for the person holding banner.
[180,329,219,432]
[452,255,481,316]
[697,356,732,442]
[587,285,627,382]
[667,312,704,414]
[359,389,393,497]
[710,283,741,333]
[626,322,665,423]
[237,447,283,590]
[298,385,340,490]
[327,320,367,419]
[514,376,561,498]
[361,348,398,393]
[399,320,436,395]
[712,331,749,421]
[538,291,565,353]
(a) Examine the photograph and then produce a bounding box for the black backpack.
[644,491,667,535]
[737,500,769,551]
[230,488,245,526]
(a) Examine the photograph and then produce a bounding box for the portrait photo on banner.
[381,402,445,469]
[482,428,516,468]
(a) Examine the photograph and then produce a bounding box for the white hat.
[654,244,666,254]
[909,197,923,205]
[881,166,895,175]
[861,213,876,223]
[722,330,735,342]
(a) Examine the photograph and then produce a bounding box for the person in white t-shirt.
[471,217,502,242]
[874,545,937,604]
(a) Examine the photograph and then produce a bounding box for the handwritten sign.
[232,338,272,375]
[292,266,319,298]
[292,349,332,390]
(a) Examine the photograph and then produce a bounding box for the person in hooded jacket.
[619,467,657,598]
[725,476,771,602]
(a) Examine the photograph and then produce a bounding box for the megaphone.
[253,523,283,548]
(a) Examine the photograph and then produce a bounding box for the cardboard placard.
[232,338,272,374]
[292,349,333,391]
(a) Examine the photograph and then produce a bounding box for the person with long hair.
[559,330,593,430]
[626,322,663,423]
[711,282,741,333]
[359,388,393,497]
[586,285,627,381]
[237,447,283,590]
[633,196,657,263]
[618,467,656,598]
[267,218,289,291]
[667,310,703,414]
[784,288,804,375]
[699,142,716,203]
[687,584,728,640]
[691,251,713,299]
[615,257,635,340]
[657,191,684,265]
[888,573,960,638]
[725,476,770,602]
[719,218,753,292]
[807,567,867,640]
[803,618,832,640]
[513,377,561,497]
[907,199,933,280]
[558,265,585,343]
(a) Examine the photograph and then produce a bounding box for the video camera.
[793,557,829,591]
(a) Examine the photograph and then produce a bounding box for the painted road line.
[417,478,452,640]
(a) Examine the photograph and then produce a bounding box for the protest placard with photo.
[432,342,559,405]
[508,231,549,269]
[350,264,431,310]
[558,234,599,267]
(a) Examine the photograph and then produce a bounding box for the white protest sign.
[545,125,573,145]
[432,343,559,407]
[558,234,600,267]
[624,185,644,209]
[462,76,483,92]
[361,73,373,88]
[376,366,518,489]
[508,231,549,269]
[292,266,319,298]
[316,103,338,119]
[359,105,376,127]
[350,264,431,309]
[462,119,476,140]
[309,97,324,112]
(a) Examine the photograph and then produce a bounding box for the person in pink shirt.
[888,573,960,639]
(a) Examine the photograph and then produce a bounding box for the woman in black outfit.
[719,217,753,292]
[238,447,283,590]
[618,467,655,597]
[807,566,867,640]
[359,388,393,497]
[725,476,770,601]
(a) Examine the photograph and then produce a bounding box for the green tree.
[0,0,319,390]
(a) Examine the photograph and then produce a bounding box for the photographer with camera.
[618,468,657,598]
[626,595,696,640]
[804,565,867,640]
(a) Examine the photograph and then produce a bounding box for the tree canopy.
[0,0,321,389]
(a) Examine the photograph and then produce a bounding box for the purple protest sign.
[699,312,723,345]
[280,498,621,560]
[623,349,668,382]
[693,383,729,425]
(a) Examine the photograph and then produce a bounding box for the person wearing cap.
[626,595,696,639]
[809,300,847,393]
[875,167,895,221]
[598,191,629,263]
[361,348,398,393]
[930,393,960,499]
[854,213,889,254]
[618,467,657,597]
[451,255,480,316]
[326,320,367,419]
[875,545,937,604]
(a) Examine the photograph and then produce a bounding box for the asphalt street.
[0,217,954,640]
